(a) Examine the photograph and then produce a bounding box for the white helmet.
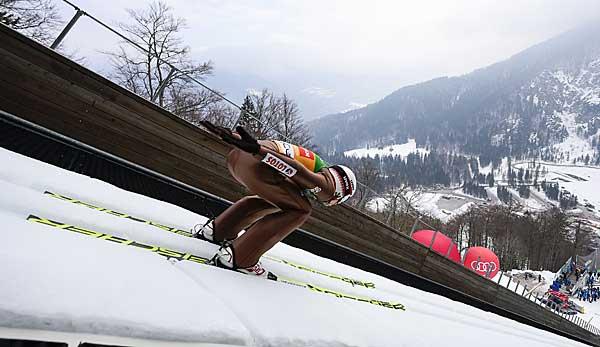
[329,165,357,204]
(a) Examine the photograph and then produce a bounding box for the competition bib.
[262,153,297,177]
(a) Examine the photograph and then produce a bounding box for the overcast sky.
[57,0,600,120]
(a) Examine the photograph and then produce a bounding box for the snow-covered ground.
[470,159,600,219]
[366,191,476,223]
[0,147,592,346]
[506,187,547,212]
[577,296,600,328]
[344,139,429,159]
[411,192,475,222]
[535,163,600,212]
[492,270,551,297]
[490,161,600,228]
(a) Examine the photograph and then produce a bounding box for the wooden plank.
[0,25,198,138]
[495,289,563,326]
[311,205,414,247]
[0,49,231,172]
[492,287,598,343]
[0,68,232,186]
[0,88,246,201]
[492,290,600,343]
[420,252,498,302]
[0,26,230,157]
[308,208,427,271]
[298,211,427,273]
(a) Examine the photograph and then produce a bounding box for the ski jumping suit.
[212,140,333,268]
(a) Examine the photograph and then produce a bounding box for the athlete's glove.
[200,121,260,154]
[231,126,260,154]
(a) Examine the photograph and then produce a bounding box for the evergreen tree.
[486,173,495,187]
[518,184,530,199]
[517,168,524,183]
[497,186,512,204]
[237,95,260,135]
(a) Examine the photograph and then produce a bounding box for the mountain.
[310,22,600,167]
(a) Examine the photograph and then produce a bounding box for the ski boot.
[209,245,277,280]
[192,219,226,246]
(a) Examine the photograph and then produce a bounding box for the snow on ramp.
[0,147,589,346]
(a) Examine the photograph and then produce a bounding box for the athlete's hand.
[227,126,260,154]
[200,121,259,154]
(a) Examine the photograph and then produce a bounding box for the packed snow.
[344,139,429,159]
[0,147,592,346]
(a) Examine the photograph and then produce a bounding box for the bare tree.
[105,1,216,115]
[352,158,380,210]
[246,89,281,138]
[0,0,62,44]
[400,185,424,213]
[383,189,405,229]
[378,184,426,232]
[202,102,238,129]
[167,86,222,123]
[237,89,312,147]
[275,94,312,146]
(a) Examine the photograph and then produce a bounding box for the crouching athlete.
[194,121,357,278]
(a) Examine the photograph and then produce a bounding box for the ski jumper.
[212,140,327,268]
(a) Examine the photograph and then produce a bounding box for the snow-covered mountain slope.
[526,61,600,164]
[312,22,600,166]
[0,147,591,346]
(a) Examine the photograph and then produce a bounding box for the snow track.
[0,147,592,346]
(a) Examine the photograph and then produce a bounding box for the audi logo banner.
[463,246,500,278]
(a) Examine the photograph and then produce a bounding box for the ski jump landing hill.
[0,23,598,346]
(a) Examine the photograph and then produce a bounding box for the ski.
[43,191,376,289]
[26,215,404,311]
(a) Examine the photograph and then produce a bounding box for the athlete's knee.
[290,204,311,223]
[299,209,311,223]
[226,148,241,166]
[281,196,311,215]
[237,195,259,206]
[300,202,312,217]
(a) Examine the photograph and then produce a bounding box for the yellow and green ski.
[43,191,376,289]
[26,215,404,311]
